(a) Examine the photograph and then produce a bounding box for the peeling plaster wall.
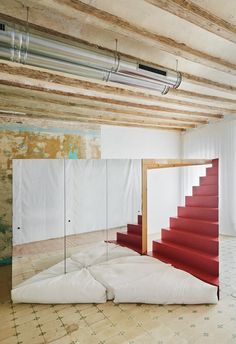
[0,125,101,264]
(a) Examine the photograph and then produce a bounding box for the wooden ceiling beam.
[146,0,236,44]
[0,77,222,119]
[170,88,236,107]
[0,92,208,124]
[181,72,236,95]
[0,61,230,112]
[54,0,236,75]
[0,60,227,114]
[0,112,187,131]
[0,103,196,129]
[1,13,236,95]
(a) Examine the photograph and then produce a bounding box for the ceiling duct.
[0,26,182,94]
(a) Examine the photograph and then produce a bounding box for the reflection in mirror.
[65,159,141,270]
[65,159,108,270]
[107,159,142,256]
[12,159,65,290]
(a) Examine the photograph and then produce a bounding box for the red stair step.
[127,224,142,236]
[149,252,219,287]
[200,175,218,186]
[138,215,142,225]
[192,184,218,196]
[117,232,142,247]
[212,159,218,168]
[161,228,218,255]
[206,166,218,176]
[178,206,218,221]
[185,195,218,208]
[170,217,218,237]
[152,240,219,276]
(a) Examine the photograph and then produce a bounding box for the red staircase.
[151,159,219,287]
[115,214,143,253]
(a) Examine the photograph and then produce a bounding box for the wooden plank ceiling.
[0,0,236,131]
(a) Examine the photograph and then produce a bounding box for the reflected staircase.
[116,215,143,254]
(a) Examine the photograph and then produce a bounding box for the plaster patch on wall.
[0,126,101,264]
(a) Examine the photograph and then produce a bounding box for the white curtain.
[183,120,236,236]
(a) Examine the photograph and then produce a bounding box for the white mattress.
[12,242,218,304]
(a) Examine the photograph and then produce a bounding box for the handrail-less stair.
[115,159,219,288]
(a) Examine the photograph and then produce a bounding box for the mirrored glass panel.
[12,159,65,291]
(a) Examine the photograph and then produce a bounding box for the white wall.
[101,125,182,237]
[101,125,181,158]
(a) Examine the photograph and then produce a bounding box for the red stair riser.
[200,175,218,186]
[185,195,218,208]
[138,215,142,225]
[192,184,218,196]
[153,240,218,276]
[178,206,218,221]
[161,229,218,255]
[206,167,218,176]
[117,232,142,246]
[127,224,142,235]
[212,159,219,168]
[170,217,218,237]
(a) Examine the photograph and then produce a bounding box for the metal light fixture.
[0,24,182,94]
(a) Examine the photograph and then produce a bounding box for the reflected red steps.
[115,240,142,254]
[178,206,218,221]
[161,228,218,255]
[185,195,218,208]
[153,240,219,276]
[127,224,142,235]
[117,232,142,247]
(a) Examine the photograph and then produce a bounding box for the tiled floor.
[1,235,236,344]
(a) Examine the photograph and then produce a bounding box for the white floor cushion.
[71,241,139,267]
[89,255,171,300]
[89,255,218,304]
[12,244,218,304]
[12,268,106,304]
[14,258,82,289]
